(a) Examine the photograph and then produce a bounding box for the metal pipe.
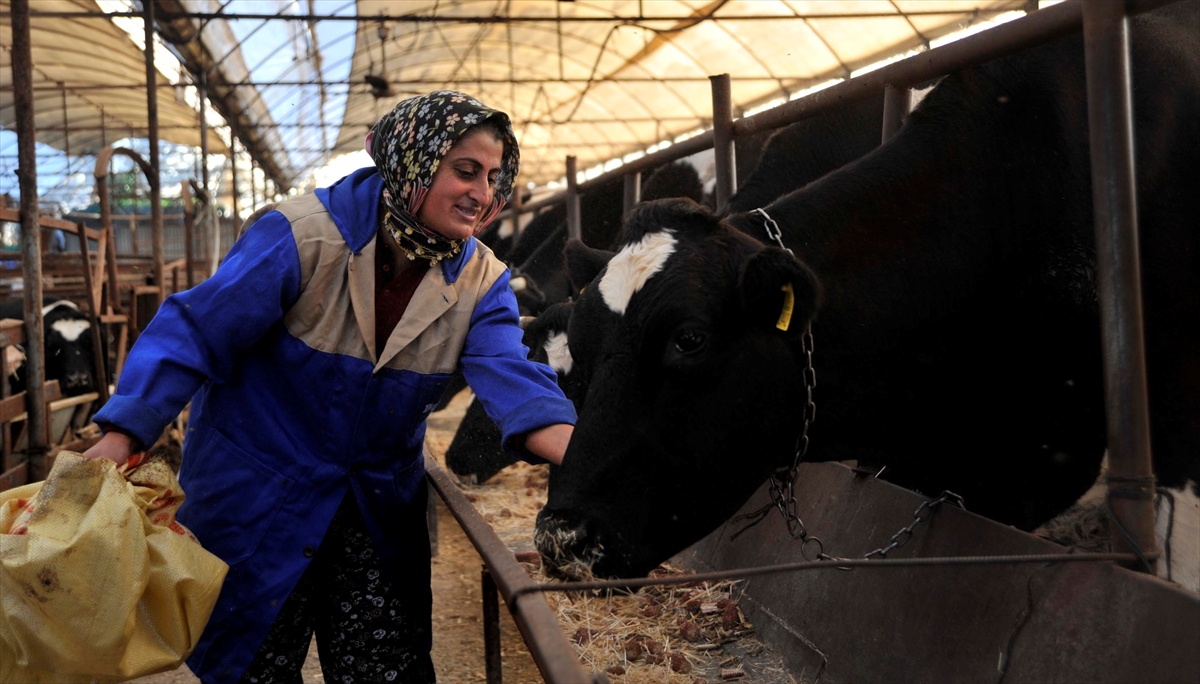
[881,84,913,143]
[11,0,48,474]
[482,567,502,684]
[509,186,522,239]
[181,182,195,289]
[425,461,597,684]
[622,172,641,219]
[1082,0,1157,571]
[75,220,109,404]
[33,8,1022,22]
[199,71,213,279]
[565,156,581,242]
[144,0,165,304]
[230,132,241,242]
[710,73,736,213]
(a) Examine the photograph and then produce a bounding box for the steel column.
[181,183,195,289]
[565,156,581,242]
[882,85,913,142]
[510,187,523,239]
[622,172,641,219]
[199,70,214,276]
[483,567,502,684]
[230,131,241,235]
[10,0,47,475]
[710,73,736,212]
[143,0,165,304]
[1081,0,1157,570]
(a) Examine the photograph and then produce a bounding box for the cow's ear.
[738,247,821,333]
[565,239,614,295]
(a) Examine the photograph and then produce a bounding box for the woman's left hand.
[524,424,574,466]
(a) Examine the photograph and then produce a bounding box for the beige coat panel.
[272,193,506,376]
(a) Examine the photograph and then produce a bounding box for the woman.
[83,91,575,683]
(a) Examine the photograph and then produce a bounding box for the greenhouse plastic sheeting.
[0,451,227,684]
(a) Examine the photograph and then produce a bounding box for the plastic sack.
[0,451,228,683]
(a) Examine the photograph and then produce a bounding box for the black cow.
[444,302,579,483]
[536,3,1200,579]
[0,297,99,397]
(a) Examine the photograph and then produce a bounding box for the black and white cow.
[444,302,579,483]
[0,297,99,397]
[535,3,1200,579]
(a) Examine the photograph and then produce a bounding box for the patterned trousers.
[238,492,435,684]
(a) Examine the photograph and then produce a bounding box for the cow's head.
[536,198,820,578]
[44,302,97,395]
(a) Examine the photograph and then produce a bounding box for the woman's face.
[416,127,505,240]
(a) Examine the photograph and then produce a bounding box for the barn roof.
[2,0,1034,200]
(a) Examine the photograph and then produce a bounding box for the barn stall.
[1,1,1197,683]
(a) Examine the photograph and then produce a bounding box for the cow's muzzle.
[534,509,606,580]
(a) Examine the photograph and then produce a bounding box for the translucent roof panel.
[333,0,1027,186]
[0,0,226,155]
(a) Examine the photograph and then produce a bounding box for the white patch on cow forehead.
[41,299,79,317]
[543,332,573,375]
[51,318,90,342]
[599,230,677,315]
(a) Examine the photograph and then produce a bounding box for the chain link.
[750,208,964,563]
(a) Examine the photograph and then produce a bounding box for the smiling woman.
[81,90,577,684]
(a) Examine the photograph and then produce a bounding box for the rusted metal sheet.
[674,462,1199,684]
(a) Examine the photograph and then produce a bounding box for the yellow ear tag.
[776,282,795,332]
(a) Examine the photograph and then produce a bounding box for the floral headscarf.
[366,90,520,254]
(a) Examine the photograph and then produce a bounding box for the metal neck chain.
[752,208,823,558]
[748,208,965,562]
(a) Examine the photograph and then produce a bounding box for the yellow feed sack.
[0,452,227,683]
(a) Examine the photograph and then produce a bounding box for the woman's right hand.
[82,431,139,466]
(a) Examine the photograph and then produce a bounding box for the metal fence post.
[882,84,913,142]
[710,73,736,212]
[622,172,641,219]
[11,0,48,479]
[482,566,502,684]
[144,0,164,305]
[565,156,581,242]
[1082,0,1158,571]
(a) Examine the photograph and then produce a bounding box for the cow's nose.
[534,509,603,579]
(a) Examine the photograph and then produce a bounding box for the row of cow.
[0,297,99,398]
[443,2,1199,585]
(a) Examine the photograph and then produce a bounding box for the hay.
[425,390,795,683]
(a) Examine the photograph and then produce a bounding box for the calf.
[0,297,99,397]
[536,3,1200,579]
[444,302,579,483]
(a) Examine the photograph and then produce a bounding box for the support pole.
[11,0,48,476]
[198,71,211,281]
[230,129,241,234]
[1082,0,1157,570]
[509,185,522,239]
[565,156,581,242]
[882,84,913,143]
[181,182,195,289]
[710,73,736,212]
[482,567,502,684]
[144,0,165,304]
[622,172,641,219]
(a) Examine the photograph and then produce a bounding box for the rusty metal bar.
[510,551,1152,603]
[482,567,502,684]
[75,221,109,404]
[1081,0,1158,571]
[710,73,736,213]
[11,0,47,479]
[565,156,581,242]
[881,84,912,142]
[199,71,215,276]
[509,187,523,239]
[181,182,196,289]
[425,461,598,684]
[230,133,241,241]
[144,0,165,304]
[622,172,641,219]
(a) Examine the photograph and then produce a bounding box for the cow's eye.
[673,330,706,355]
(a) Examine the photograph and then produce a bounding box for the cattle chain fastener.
[862,491,966,559]
[750,207,824,561]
